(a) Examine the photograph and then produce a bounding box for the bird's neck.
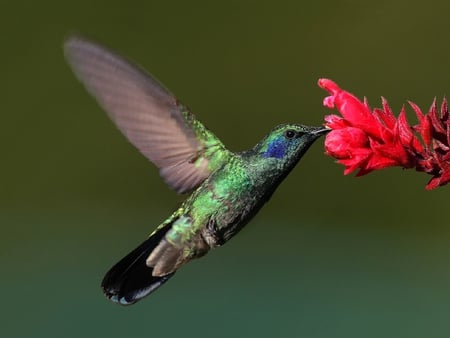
[239,151,297,189]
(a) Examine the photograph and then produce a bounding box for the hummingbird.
[64,35,329,305]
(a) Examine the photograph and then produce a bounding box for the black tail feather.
[101,223,175,305]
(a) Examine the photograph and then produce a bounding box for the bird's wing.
[64,36,230,193]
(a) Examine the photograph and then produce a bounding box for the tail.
[101,223,175,305]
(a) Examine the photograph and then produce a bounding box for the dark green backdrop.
[3,1,450,337]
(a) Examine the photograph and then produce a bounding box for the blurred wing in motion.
[64,35,229,193]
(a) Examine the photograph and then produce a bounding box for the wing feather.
[64,36,229,193]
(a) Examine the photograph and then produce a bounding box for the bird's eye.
[284,130,296,139]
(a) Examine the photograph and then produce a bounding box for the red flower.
[318,78,450,190]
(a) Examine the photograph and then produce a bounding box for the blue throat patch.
[263,138,286,159]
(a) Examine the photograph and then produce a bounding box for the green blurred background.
[2,1,450,337]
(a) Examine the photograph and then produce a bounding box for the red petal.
[442,151,450,161]
[373,107,395,143]
[441,97,448,120]
[318,79,382,139]
[355,167,374,176]
[396,107,423,154]
[425,176,441,190]
[429,98,447,134]
[337,148,372,175]
[434,139,450,152]
[396,107,413,145]
[441,97,450,147]
[324,114,349,129]
[410,100,432,148]
[323,96,336,109]
[409,100,425,120]
[363,97,372,111]
[439,167,450,186]
[416,157,437,174]
[324,128,369,158]
[425,165,450,190]
[373,97,397,129]
[363,153,399,171]
[318,78,341,95]
[372,142,414,168]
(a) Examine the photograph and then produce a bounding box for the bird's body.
[64,36,328,305]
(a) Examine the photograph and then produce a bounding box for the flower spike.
[319,78,450,189]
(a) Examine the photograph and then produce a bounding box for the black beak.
[311,126,331,136]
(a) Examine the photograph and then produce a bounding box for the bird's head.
[249,124,330,176]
